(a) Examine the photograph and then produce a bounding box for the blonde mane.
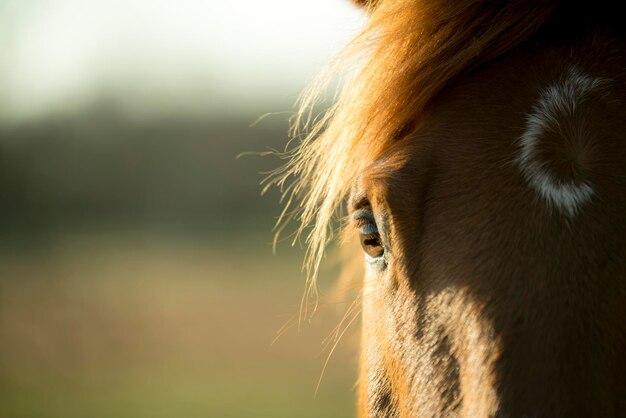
[266,0,558,318]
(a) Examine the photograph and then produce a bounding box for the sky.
[0,0,365,121]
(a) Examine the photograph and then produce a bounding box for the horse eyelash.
[354,217,375,228]
[352,208,377,226]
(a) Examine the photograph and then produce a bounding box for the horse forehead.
[352,138,428,204]
[354,41,626,214]
[353,54,540,202]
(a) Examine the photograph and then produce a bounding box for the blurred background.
[0,1,365,417]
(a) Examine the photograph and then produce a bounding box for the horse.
[267,0,626,416]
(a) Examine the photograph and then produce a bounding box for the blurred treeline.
[0,101,289,243]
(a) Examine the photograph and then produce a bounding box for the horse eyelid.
[353,211,380,234]
[359,223,379,235]
[353,208,375,222]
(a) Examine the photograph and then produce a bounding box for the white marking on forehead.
[516,66,610,218]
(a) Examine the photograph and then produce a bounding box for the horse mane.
[267,0,560,316]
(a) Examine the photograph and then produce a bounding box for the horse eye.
[355,217,384,259]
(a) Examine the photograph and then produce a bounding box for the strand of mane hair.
[266,0,560,319]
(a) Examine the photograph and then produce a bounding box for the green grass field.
[0,231,358,418]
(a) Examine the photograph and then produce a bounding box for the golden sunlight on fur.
[266,0,556,308]
[267,0,626,416]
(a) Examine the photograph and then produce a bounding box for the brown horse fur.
[268,0,626,416]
